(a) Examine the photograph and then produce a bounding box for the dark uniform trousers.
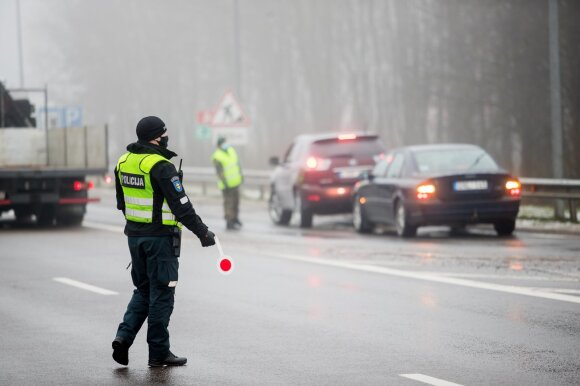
[116,236,178,360]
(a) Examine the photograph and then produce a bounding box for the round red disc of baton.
[217,255,233,274]
[220,258,232,272]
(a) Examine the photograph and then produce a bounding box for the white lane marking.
[437,272,579,282]
[84,221,580,304]
[53,277,118,296]
[256,251,580,304]
[400,373,464,386]
[83,221,124,233]
[528,288,580,295]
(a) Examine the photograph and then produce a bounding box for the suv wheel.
[295,193,313,228]
[353,196,373,233]
[494,219,515,237]
[269,189,291,225]
[395,201,417,238]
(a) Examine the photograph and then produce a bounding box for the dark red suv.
[268,133,386,228]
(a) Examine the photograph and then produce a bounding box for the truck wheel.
[37,205,55,227]
[14,208,33,223]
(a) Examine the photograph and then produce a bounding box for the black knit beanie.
[136,116,167,141]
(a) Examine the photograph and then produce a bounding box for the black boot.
[112,337,129,366]
[148,351,187,367]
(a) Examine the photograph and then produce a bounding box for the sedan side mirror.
[269,156,280,166]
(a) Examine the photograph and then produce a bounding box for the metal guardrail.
[181,167,271,199]
[520,178,580,222]
[182,168,580,223]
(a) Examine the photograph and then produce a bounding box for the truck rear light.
[417,183,436,200]
[305,156,331,171]
[73,180,93,191]
[505,179,521,197]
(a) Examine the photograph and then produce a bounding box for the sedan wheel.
[395,201,417,238]
[494,219,515,237]
[353,197,373,233]
[269,190,291,225]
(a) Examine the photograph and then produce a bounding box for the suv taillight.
[306,156,331,171]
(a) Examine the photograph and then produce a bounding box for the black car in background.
[352,144,521,237]
[269,133,386,228]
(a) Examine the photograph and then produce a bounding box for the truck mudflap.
[0,197,100,206]
[58,198,100,205]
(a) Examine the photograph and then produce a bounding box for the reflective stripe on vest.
[117,152,180,227]
[125,208,176,222]
[123,196,171,211]
[211,147,242,190]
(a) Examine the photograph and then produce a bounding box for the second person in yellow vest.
[211,136,243,230]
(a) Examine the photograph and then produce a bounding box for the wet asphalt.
[0,189,579,385]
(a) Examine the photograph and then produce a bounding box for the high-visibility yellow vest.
[116,152,180,227]
[211,147,242,190]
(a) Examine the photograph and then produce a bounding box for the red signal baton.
[214,236,233,275]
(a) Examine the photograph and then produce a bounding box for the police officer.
[112,116,216,367]
[212,136,243,230]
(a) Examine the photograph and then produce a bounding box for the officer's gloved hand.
[200,230,216,247]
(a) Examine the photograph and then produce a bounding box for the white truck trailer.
[0,84,108,226]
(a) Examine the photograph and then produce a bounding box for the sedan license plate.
[453,180,488,191]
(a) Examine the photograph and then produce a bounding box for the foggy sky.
[1,0,578,177]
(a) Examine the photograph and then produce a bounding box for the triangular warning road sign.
[210,91,250,127]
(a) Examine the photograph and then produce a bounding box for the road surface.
[0,188,578,385]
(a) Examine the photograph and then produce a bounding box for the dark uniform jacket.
[115,141,209,238]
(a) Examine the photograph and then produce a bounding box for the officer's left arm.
[152,162,209,238]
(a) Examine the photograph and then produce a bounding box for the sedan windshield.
[412,148,499,175]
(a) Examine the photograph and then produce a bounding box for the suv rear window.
[310,137,384,158]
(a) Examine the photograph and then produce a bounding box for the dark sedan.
[352,144,521,237]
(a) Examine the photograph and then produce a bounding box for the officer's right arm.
[114,166,125,214]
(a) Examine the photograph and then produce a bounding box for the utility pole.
[16,0,25,88]
[548,0,564,217]
[233,0,241,99]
